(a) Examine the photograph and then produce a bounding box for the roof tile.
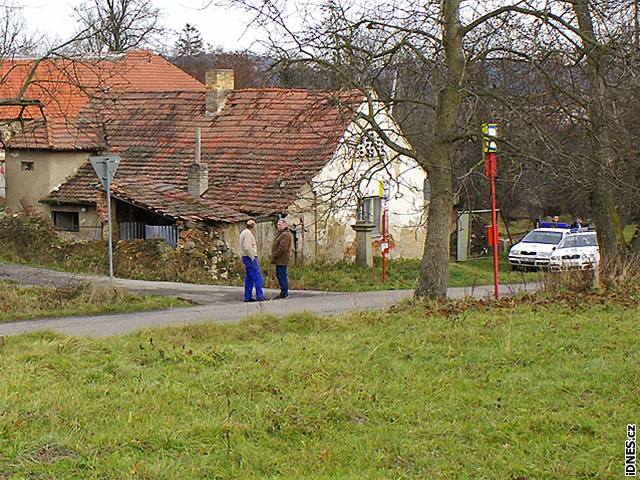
[1,50,203,149]
[42,88,362,218]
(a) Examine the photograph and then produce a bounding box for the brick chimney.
[188,128,208,197]
[205,69,234,116]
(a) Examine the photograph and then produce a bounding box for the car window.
[558,233,598,249]
[522,231,564,245]
[558,236,577,249]
[577,234,597,247]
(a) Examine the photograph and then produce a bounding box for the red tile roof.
[44,90,213,210]
[1,50,204,149]
[44,88,363,219]
[201,88,361,214]
[111,177,249,223]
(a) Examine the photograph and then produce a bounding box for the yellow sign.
[482,123,498,153]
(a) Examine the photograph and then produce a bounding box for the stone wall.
[176,226,240,281]
[0,211,242,283]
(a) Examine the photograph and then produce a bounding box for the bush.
[596,255,640,292]
[542,255,640,295]
[0,213,243,284]
[541,269,595,294]
[0,213,62,263]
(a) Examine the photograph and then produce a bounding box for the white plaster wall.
[0,150,5,198]
[0,166,5,198]
[222,98,428,263]
[289,99,428,261]
[5,150,90,214]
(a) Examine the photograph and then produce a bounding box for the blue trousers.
[242,256,265,301]
[276,265,289,296]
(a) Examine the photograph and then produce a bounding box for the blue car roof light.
[538,221,570,228]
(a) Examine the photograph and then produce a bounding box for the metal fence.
[145,225,179,248]
[119,222,145,241]
[118,222,178,248]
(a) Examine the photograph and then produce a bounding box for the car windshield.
[558,234,597,249]
[522,231,564,245]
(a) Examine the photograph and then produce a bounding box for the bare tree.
[487,1,640,263]
[219,1,526,297]
[567,0,632,264]
[226,0,640,296]
[0,2,38,58]
[0,10,119,140]
[73,0,165,53]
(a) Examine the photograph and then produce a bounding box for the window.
[522,230,564,245]
[52,211,79,232]
[558,236,577,249]
[577,234,597,247]
[358,196,383,235]
[355,133,386,163]
[558,234,597,249]
[21,161,34,171]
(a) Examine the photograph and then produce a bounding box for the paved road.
[0,263,321,305]
[0,263,540,338]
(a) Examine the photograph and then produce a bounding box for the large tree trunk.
[415,0,463,299]
[589,188,626,262]
[572,0,628,266]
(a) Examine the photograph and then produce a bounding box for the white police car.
[549,230,599,270]
[509,225,571,270]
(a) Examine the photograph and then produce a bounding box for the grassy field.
[0,293,638,478]
[0,281,187,322]
[254,255,539,292]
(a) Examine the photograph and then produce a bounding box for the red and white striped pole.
[380,181,390,283]
[382,208,387,283]
[483,123,500,299]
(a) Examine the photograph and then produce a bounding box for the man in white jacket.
[239,219,266,302]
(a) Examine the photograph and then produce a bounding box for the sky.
[20,0,264,52]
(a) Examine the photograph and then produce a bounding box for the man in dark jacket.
[270,218,293,299]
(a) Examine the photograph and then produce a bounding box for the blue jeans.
[242,256,265,301]
[276,265,288,296]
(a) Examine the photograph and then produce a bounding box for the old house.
[0,50,204,235]
[1,51,427,262]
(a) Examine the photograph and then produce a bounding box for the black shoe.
[276,293,289,299]
[244,298,256,303]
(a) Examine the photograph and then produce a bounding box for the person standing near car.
[270,218,293,299]
[239,219,266,302]
[570,216,586,229]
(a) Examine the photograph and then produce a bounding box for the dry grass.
[0,281,187,322]
[596,255,640,291]
[542,254,640,295]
